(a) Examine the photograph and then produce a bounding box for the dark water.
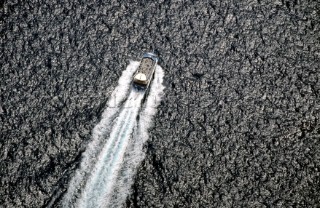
[1,0,320,207]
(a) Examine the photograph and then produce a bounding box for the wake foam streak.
[62,61,139,208]
[106,65,165,207]
[77,91,143,208]
[62,61,165,208]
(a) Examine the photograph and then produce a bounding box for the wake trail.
[62,60,165,208]
[77,91,143,208]
[105,65,165,208]
[62,61,139,208]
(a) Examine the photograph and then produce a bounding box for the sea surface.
[1,0,319,207]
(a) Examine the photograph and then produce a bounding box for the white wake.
[62,61,165,208]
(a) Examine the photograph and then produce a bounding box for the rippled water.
[1,0,319,207]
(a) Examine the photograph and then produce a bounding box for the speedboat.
[132,52,158,90]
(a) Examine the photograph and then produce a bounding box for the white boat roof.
[134,73,147,81]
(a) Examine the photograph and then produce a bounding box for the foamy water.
[62,61,165,208]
